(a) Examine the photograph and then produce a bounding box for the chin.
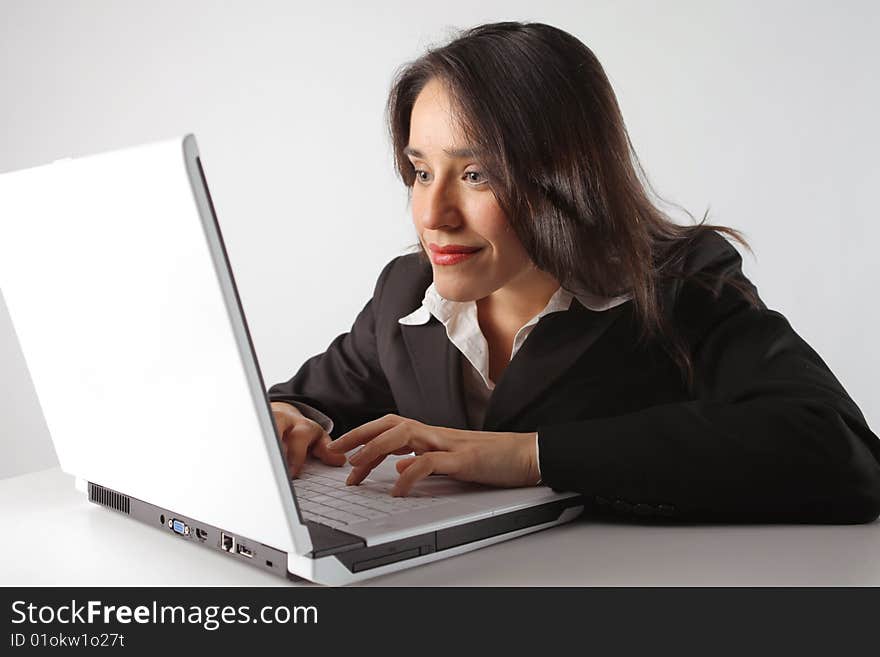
[433,276,479,303]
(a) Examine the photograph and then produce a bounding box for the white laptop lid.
[0,135,311,556]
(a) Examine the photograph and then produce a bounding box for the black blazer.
[268,231,880,524]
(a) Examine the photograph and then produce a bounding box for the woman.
[268,22,880,523]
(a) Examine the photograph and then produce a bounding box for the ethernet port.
[221,532,234,552]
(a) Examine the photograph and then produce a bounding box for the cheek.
[466,197,507,238]
[477,205,519,250]
[410,193,423,224]
[410,190,435,237]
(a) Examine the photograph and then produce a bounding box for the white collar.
[398,282,630,326]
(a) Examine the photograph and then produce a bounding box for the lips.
[427,243,482,254]
[427,245,483,266]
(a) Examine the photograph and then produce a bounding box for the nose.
[416,177,462,231]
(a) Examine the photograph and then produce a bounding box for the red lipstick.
[428,243,483,266]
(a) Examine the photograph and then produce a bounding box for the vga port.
[169,519,190,536]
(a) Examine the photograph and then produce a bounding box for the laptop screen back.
[0,136,309,555]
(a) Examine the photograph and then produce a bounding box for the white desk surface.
[3,467,880,587]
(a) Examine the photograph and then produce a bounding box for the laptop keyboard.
[292,464,451,530]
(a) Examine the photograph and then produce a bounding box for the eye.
[413,168,432,184]
[464,170,487,185]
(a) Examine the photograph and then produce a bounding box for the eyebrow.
[403,146,480,159]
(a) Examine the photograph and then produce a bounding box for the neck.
[476,267,561,335]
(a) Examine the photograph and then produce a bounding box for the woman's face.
[406,78,539,303]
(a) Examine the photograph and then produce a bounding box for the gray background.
[1,0,877,479]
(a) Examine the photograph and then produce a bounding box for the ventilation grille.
[88,483,131,514]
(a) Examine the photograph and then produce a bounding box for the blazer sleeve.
[536,239,880,524]
[266,259,398,439]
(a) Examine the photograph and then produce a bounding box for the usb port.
[236,543,254,559]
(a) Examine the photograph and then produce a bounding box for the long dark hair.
[386,21,760,391]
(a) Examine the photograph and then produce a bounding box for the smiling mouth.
[429,248,483,266]
[427,242,483,254]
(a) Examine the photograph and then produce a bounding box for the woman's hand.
[270,402,347,477]
[326,414,541,496]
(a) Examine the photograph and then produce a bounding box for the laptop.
[0,135,585,585]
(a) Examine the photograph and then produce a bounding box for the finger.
[327,414,402,453]
[395,457,419,473]
[347,422,413,467]
[272,406,303,437]
[392,452,459,497]
[286,424,321,478]
[312,434,348,467]
[346,454,386,486]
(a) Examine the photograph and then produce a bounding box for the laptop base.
[85,480,586,582]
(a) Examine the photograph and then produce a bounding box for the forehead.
[408,79,468,153]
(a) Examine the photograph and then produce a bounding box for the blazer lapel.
[481,300,630,430]
[400,319,470,430]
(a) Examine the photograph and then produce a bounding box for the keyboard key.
[335,511,369,524]
[349,507,386,520]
